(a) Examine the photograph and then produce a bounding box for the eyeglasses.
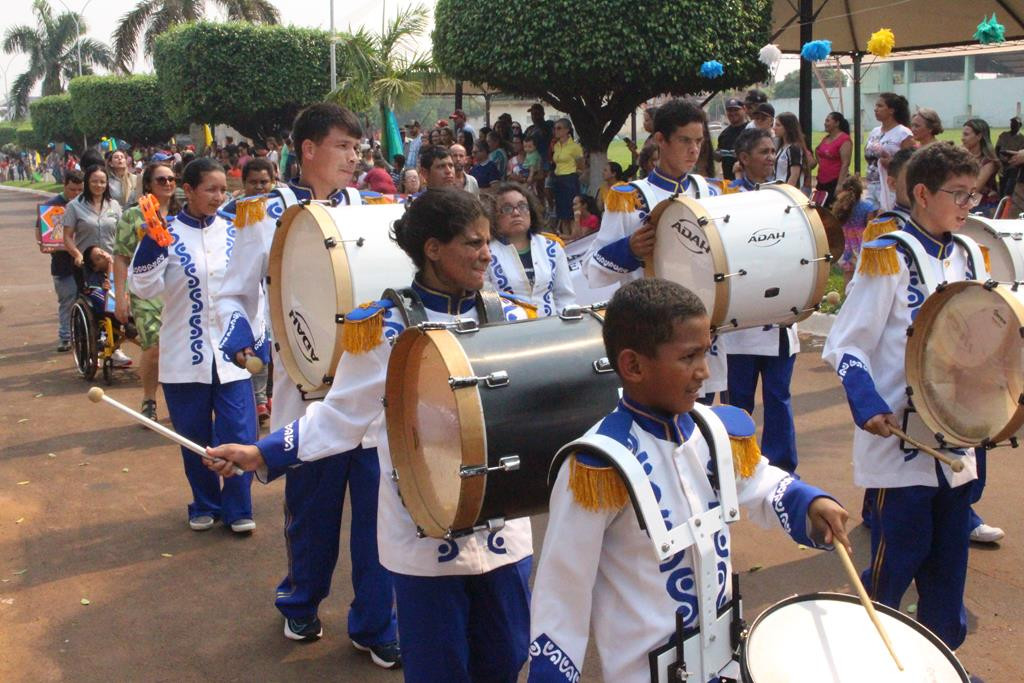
[499,202,530,215]
[938,188,981,208]
[153,176,176,186]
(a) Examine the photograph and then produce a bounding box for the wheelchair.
[70,286,136,385]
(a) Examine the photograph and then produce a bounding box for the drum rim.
[385,327,487,538]
[268,202,352,393]
[961,216,1024,282]
[740,591,968,681]
[646,195,731,327]
[905,280,1024,446]
[765,183,831,325]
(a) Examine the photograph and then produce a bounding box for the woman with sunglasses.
[486,181,576,316]
[113,162,181,420]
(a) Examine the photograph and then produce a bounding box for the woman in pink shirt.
[814,111,852,206]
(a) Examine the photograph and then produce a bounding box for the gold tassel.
[720,181,742,195]
[979,244,991,275]
[857,244,900,276]
[362,194,394,205]
[568,456,628,511]
[540,231,565,248]
[729,435,761,479]
[234,197,267,228]
[341,307,384,354]
[862,217,899,243]
[604,185,639,213]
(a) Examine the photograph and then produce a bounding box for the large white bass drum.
[268,200,415,396]
[648,183,830,331]
[959,216,1024,282]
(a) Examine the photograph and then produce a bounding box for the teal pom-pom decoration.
[801,40,832,62]
[699,60,724,79]
[974,14,1006,44]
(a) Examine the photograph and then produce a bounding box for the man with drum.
[583,98,727,403]
[215,103,400,667]
[208,189,537,683]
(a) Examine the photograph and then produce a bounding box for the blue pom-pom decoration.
[699,60,724,79]
[800,39,832,62]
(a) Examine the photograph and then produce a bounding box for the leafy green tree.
[2,0,113,117]
[434,0,771,190]
[154,22,332,141]
[112,0,279,73]
[69,75,176,145]
[29,94,81,147]
[773,67,846,99]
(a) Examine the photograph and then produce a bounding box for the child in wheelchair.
[82,246,135,367]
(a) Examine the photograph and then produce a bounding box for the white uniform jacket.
[822,220,980,489]
[582,168,727,393]
[128,208,250,386]
[527,398,833,683]
[215,182,359,429]
[255,281,535,577]
[487,232,577,316]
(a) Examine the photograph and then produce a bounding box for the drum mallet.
[243,352,264,374]
[86,387,244,476]
[889,426,965,472]
[835,543,904,671]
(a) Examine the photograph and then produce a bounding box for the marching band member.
[583,98,727,403]
[127,158,256,533]
[822,143,981,650]
[722,128,800,473]
[528,278,849,683]
[208,189,537,683]
[486,181,576,316]
[214,104,399,664]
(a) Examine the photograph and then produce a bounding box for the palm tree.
[2,0,113,118]
[330,4,436,141]
[112,0,280,73]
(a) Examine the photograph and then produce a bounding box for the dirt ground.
[1,187,1020,682]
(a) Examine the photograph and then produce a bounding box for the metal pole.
[798,0,813,146]
[853,53,863,175]
[56,0,91,149]
[329,0,336,91]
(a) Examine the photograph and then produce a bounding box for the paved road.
[1,188,1019,681]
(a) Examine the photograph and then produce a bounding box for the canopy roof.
[772,0,1024,54]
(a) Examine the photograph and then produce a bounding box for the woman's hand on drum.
[205,443,264,476]
[862,412,899,437]
[808,497,852,555]
[629,223,657,260]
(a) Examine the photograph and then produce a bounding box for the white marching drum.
[268,201,415,395]
[959,216,1024,282]
[648,183,830,331]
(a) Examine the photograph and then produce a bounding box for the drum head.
[743,593,968,682]
[815,205,846,262]
[385,328,486,538]
[268,203,351,394]
[961,217,1024,282]
[906,281,1024,446]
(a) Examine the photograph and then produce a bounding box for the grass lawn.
[2,179,62,193]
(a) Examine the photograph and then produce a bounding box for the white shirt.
[128,209,251,386]
[487,232,577,317]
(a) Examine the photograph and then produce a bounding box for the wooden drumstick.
[888,426,965,473]
[835,543,904,671]
[87,387,244,476]
[244,352,264,374]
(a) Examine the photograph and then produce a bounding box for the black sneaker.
[284,616,323,642]
[140,400,157,423]
[352,640,401,669]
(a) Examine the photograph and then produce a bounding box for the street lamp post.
[329,0,337,91]
[0,58,15,122]
[55,0,94,149]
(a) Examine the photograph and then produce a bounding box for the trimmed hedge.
[154,21,332,141]
[29,94,81,148]
[69,74,176,145]
[16,122,44,151]
[0,122,17,147]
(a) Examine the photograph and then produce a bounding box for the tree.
[0,122,17,147]
[329,4,436,148]
[773,67,846,99]
[154,22,331,141]
[112,0,279,73]
[29,94,81,147]
[16,121,44,151]
[434,0,771,191]
[69,75,175,145]
[2,0,113,118]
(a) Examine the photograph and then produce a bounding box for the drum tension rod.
[789,304,821,316]
[697,214,731,225]
[983,279,998,291]
[324,236,365,248]
[459,455,521,479]
[800,254,834,264]
[444,517,506,541]
[449,370,510,389]
[419,320,480,334]
[713,269,747,282]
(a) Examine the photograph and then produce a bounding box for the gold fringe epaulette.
[361,193,395,205]
[858,241,900,276]
[568,455,628,511]
[540,231,565,248]
[979,244,992,275]
[502,293,539,319]
[862,217,899,243]
[720,180,743,195]
[234,197,268,228]
[341,301,388,353]
[605,184,639,213]
[729,434,761,479]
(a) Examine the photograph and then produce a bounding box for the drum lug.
[697,215,709,227]
[415,526,426,538]
[983,279,998,290]
[391,468,399,482]
[593,357,613,374]
[449,370,509,389]
[905,324,914,338]
[324,237,337,248]
[713,269,746,283]
[800,254,834,264]
[419,319,480,334]
[559,305,584,320]
[459,455,521,479]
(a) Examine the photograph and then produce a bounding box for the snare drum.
[268,201,415,395]
[959,216,1024,282]
[741,593,968,682]
[906,280,1024,447]
[385,307,620,538]
[648,183,830,330]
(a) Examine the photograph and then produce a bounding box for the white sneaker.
[230,518,256,533]
[111,349,133,367]
[970,523,1005,543]
[189,515,215,531]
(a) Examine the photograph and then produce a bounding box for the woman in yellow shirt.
[550,118,584,234]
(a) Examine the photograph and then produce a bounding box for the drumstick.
[835,543,904,672]
[86,387,244,476]
[244,352,264,374]
[888,426,965,472]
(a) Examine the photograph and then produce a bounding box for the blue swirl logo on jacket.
[490,253,510,290]
[173,233,204,365]
[900,251,925,315]
[437,540,460,563]
[226,224,236,260]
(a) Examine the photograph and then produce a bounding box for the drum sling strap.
[381,283,506,328]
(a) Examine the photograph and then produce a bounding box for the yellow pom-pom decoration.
[867,28,896,58]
